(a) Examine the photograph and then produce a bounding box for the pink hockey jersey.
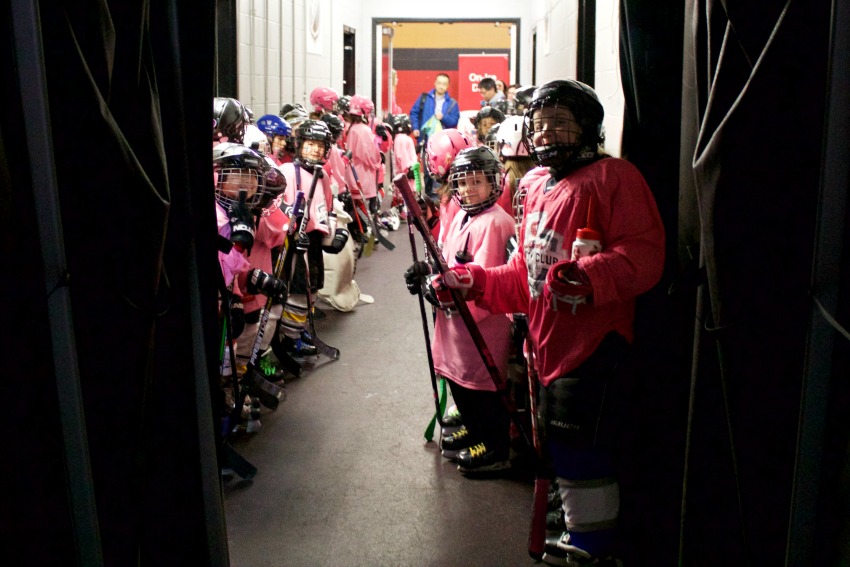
[325,146,348,195]
[216,202,250,296]
[432,205,516,392]
[393,133,418,176]
[476,158,665,386]
[280,162,330,235]
[241,205,288,314]
[345,122,381,198]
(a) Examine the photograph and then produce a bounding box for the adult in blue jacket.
[409,73,460,143]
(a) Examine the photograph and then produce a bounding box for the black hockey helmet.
[473,105,506,127]
[295,119,333,168]
[213,142,268,208]
[522,79,604,169]
[320,113,345,141]
[213,97,247,144]
[389,113,412,135]
[514,85,536,111]
[335,95,352,115]
[447,146,504,215]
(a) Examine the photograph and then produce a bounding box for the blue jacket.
[409,88,460,138]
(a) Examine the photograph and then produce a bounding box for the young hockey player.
[213,97,248,146]
[390,114,418,178]
[472,105,506,146]
[256,114,292,167]
[424,128,473,246]
[343,95,382,214]
[309,86,339,119]
[278,120,347,358]
[433,80,665,565]
[494,115,538,218]
[405,146,516,475]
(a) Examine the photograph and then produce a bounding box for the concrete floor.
[224,229,536,567]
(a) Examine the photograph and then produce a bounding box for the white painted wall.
[235,0,622,154]
[596,1,624,157]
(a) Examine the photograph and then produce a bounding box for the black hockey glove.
[228,190,255,253]
[322,227,350,254]
[247,268,287,299]
[406,168,416,180]
[295,232,311,252]
[404,261,432,295]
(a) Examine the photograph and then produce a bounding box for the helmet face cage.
[447,147,504,215]
[213,98,247,144]
[295,120,332,167]
[213,144,268,209]
[484,124,501,154]
[522,80,604,168]
[512,182,528,228]
[257,166,287,211]
[283,108,309,155]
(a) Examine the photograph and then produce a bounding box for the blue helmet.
[256,114,292,138]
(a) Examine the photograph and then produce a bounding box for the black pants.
[445,377,510,454]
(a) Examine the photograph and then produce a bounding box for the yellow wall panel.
[388,22,512,50]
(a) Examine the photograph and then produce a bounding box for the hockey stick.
[240,190,306,410]
[526,349,549,560]
[350,162,396,250]
[405,164,444,442]
[345,161,375,257]
[284,164,341,361]
[395,173,536,451]
[217,254,257,478]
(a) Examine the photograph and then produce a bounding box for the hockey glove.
[404,261,432,295]
[322,228,350,254]
[247,268,287,299]
[228,191,255,253]
[545,260,593,313]
[431,263,487,302]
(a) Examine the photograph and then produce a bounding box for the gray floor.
[224,229,536,567]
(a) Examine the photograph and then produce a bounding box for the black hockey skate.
[542,533,623,567]
[440,426,476,460]
[456,442,511,475]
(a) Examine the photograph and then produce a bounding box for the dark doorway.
[343,26,355,96]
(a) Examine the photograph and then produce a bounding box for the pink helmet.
[310,87,339,114]
[348,94,374,117]
[425,129,473,183]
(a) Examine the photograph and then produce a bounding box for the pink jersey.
[437,196,461,248]
[216,202,250,295]
[432,205,516,391]
[242,205,288,314]
[325,146,348,195]
[280,162,330,235]
[346,122,381,198]
[393,133,417,175]
[476,158,665,386]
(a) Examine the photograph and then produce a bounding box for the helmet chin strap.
[548,144,600,181]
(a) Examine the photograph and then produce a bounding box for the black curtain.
[678,2,835,566]
[616,2,690,566]
[2,1,225,565]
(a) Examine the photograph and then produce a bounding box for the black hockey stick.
[217,246,257,478]
[406,162,445,442]
[285,164,341,361]
[350,162,395,250]
[241,190,306,410]
[394,173,535,451]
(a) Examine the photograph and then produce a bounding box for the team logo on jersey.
[524,210,567,298]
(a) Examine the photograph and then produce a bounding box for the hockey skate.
[440,404,464,436]
[542,533,622,567]
[456,442,511,475]
[440,426,476,460]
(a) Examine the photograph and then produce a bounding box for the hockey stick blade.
[355,205,376,256]
[528,477,550,560]
[223,443,257,480]
[312,336,340,360]
[371,214,396,250]
[244,368,286,410]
